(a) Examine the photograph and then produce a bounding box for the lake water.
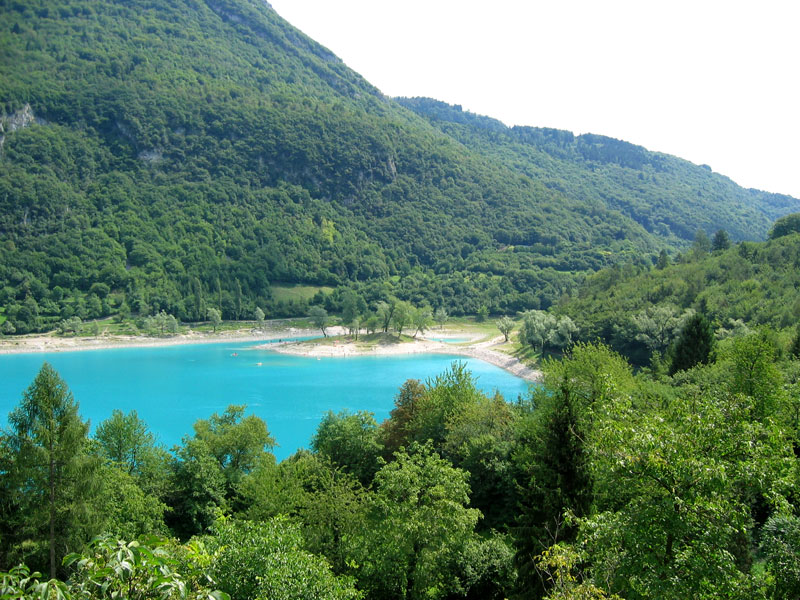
[426,337,473,344]
[0,340,533,460]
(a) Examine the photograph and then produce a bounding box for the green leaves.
[0,564,70,600]
[582,386,794,598]
[63,534,229,600]
[352,443,481,600]
[2,363,97,578]
[203,518,362,600]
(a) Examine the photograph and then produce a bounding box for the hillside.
[397,97,799,242]
[2,0,799,333]
[555,225,800,364]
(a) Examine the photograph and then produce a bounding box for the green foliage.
[496,316,515,341]
[719,331,785,419]
[411,305,432,338]
[56,316,82,336]
[380,378,427,456]
[629,304,691,353]
[761,514,800,599]
[0,363,99,578]
[513,343,634,597]
[309,306,330,337]
[5,351,800,598]
[206,308,222,333]
[692,228,711,259]
[391,300,413,335]
[583,386,793,599]
[64,534,227,600]
[238,452,366,572]
[534,544,621,600]
[203,518,362,600]
[351,443,481,600]
[0,564,70,600]
[791,324,800,358]
[409,361,485,447]
[712,228,731,252]
[434,307,448,329]
[768,212,800,239]
[167,405,274,538]
[519,311,577,352]
[400,97,800,245]
[94,409,155,475]
[559,232,800,364]
[143,311,179,336]
[669,313,715,374]
[93,409,171,518]
[2,0,798,331]
[89,465,168,541]
[443,393,519,530]
[311,410,383,486]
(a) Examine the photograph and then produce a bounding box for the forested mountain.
[397,97,799,242]
[2,0,799,333]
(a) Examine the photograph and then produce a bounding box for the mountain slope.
[1,0,798,332]
[397,97,799,242]
[555,229,800,364]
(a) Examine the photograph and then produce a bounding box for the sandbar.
[265,332,542,382]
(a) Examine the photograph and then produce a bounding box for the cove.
[0,340,532,461]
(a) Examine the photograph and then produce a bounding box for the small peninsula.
[266,331,542,382]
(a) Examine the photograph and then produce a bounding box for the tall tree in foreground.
[351,443,481,600]
[0,363,97,578]
[168,405,275,538]
[513,343,633,599]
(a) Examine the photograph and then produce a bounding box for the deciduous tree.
[310,306,330,337]
[207,307,222,333]
[496,316,514,342]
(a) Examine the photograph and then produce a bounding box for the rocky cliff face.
[0,103,37,152]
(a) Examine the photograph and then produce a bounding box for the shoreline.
[266,334,542,382]
[0,327,541,383]
[0,326,324,356]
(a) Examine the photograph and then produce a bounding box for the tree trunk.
[49,452,56,579]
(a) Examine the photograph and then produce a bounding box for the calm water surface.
[0,340,532,460]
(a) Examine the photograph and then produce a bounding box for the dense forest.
[553,214,800,366]
[6,221,800,596]
[2,0,800,335]
[3,331,800,599]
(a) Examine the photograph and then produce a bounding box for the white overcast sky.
[268,0,800,198]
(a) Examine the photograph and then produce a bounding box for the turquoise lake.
[0,340,533,460]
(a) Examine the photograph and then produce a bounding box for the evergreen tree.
[655,249,670,269]
[669,313,715,374]
[0,363,97,577]
[711,229,731,252]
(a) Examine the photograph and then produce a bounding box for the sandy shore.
[0,325,540,382]
[266,333,542,382]
[0,326,322,356]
